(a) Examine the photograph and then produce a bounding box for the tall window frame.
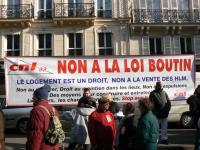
[68,33,83,56]
[37,33,52,56]
[7,0,21,18]
[149,37,163,55]
[5,34,20,56]
[38,0,52,18]
[177,0,189,10]
[68,0,83,17]
[98,32,113,56]
[147,0,161,9]
[180,37,193,54]
[97,0,111,18]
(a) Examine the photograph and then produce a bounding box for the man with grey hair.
[149,81,171,145]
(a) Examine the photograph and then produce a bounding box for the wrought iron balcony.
[54,3,94,18]
[0,4,33,19]
[132,9,200,23]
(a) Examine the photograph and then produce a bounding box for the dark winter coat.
[117,113,136,150]
[136,111,159,150]
[26,100,59,150]
[149,89,171,118]
[187,94,200,126]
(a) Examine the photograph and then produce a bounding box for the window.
[180,37,193,54]
[5,35,20,56]
[147,0,160,9]
[68,33,83,56]
[98,33,113,56]
[38,34,52,56]
[38,0,52,18]
[149,37,162,55]
[68,0,83,17]
[147,0,161,22]
[178,0,189,10]
[177,0,190,21]
[97,0,111,18]
[7,0,21,18]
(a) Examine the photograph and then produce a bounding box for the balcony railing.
[0,4,33,19]
[54,3,94,18]
[132,9,200,23]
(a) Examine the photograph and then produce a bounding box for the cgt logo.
[10,62,37,71]
[174,92,186,97]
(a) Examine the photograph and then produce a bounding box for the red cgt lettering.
[10,62,37,71]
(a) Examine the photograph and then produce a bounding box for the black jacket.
[149,89,171,118]
[118,114,136,150]
[187,94,200,125]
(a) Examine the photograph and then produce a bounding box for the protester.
[67,96,96,150]
[149,81,171,145]
[109,101,120,115]
[187,85,200,127]
[135,98,159,150]
[196,117,200,150]
[88,93,116,150]
[187,85,200,150]
[26,84,59,150]
[109,101,121,130]
[116,102,136,150]
[78,88,96,108]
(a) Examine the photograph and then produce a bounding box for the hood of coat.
[77,107,95,116]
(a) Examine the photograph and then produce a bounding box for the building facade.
[0,0,130,59]
[0,0,199,71]
[130,0,200,70]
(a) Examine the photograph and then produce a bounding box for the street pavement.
[158,128,195,150]
[5,128,196,150]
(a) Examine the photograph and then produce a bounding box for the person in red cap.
[88,93,116,150]
[26,84,59,150]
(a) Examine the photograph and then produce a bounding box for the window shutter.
[162,0,169,9]
[133,0,139,9]
[119,0,126,17]
[192,0,199,9]
[171,0,178,9]
[140,0,146,9]
[34,34,38,56]
[34,0,39,17]
[194,36,200,59]
[63,0,68,16]
[141,36,149,55]
[112,0,118,18]
[2,36,6,57]
[95,30,99,56]
[173,36,180,54]
[164,36,171,54]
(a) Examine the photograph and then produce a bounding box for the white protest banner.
[4,55,195,106]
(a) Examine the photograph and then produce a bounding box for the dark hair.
[124,102,134,114]
[156,81,162,87]
[139,98,153,111]
[109,101,120,114]
[83,88,91,92]
[82,96,95,108]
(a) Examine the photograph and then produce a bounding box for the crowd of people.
[27,81,196,150]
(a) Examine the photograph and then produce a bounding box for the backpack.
[38,105,65,146]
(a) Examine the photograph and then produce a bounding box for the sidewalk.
[158,144,194,150]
